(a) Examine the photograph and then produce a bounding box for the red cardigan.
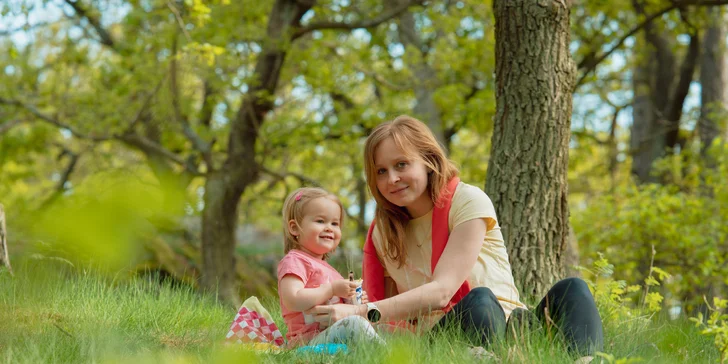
[362,177,471,312]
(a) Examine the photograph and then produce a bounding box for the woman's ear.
[288,219,299,238]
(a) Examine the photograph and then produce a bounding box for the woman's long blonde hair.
[282,187,344,260]
[363,115,458,267]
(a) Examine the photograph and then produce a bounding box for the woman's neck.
[405,191,434,219]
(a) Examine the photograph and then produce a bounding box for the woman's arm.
[308,218,486,323]
[279,275,358,312]
[384,277,398,299]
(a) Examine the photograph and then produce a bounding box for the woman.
[307,115,603,358]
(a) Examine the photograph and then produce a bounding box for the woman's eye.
[377,168,386,175]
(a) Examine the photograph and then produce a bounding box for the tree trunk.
[200,0,312,305]
[629,1,700,184]
[486,0,575,298]
[630,43,660,183]
[395,0,447,151]
[694,7,728,316]
[0,204,12,275]
[699,7,728,153]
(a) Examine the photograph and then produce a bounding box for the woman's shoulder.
[453,182,494,206]
[449,181,498,224]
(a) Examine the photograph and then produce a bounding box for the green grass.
[0,262,720,363]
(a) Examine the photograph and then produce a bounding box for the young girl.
[307,116,603,360]
[277,187,381,347]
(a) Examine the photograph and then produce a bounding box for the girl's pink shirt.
[276,249,345,345]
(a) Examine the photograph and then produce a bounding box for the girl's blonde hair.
[363,115,458,267]
[282,187,344,260]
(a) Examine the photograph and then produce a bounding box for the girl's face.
[373,137,432,218]
[289,197,342,259]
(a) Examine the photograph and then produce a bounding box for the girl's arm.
[309,218,486,322]
[279,275,358,312]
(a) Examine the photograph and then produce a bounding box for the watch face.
[367,308,381,323]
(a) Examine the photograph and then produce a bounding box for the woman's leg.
[309,315,383,346]
[433,287,506,346]
[535,277,604,356]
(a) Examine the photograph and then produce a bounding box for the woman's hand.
[305,303,365,329]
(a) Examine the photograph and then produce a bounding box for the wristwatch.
[365,302,381,323]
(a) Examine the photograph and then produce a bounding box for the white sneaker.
[468,346,499,361]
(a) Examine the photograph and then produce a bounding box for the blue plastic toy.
[295,343,349,355]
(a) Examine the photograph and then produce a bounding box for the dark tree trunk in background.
[699,7,728,153]
[394,0,447,151]
[630,43,659,183]
[629,1,700,183]
[200,0,312,305]
[695,7,728,314]
[486,0,575,298]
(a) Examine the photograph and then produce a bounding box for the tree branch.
[64,0,116,50]
[0,97,110,141]
[0,96,199,176]
[666,32,700,148]
[324,44,410,91]
[169,36,214,169]
[575,0,728,89]
[292,0,425,40]
[0,120,22,135]
[54,147,80,193]
[259,166,321,187]
[199,80,216,129]
[0,21,51,37]
[118,133,200,175]
[125,75,167,134]
[39,146,81,208]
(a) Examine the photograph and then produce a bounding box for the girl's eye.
[316,219,325,223]
[332,222,339,226]
[376,168,386,175]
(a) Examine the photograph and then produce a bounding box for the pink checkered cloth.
[226,305,285,347]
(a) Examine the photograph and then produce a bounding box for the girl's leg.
[535,277,604,356]
[309,315,383,346]
[433,287,506,346]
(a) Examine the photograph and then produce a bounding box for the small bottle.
[348,271,363,304]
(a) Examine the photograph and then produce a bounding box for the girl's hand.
[305,303,365,329]
[361,289,369,304]
[330,279,358,298]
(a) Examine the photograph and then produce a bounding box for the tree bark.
[699,7,728,153]
[0,204,12,275]
[629,1,700,183]
[200,0,312,305]
[630,42,659,183]
[486,0,575,298]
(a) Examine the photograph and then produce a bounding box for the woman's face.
[373,137,433,218]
